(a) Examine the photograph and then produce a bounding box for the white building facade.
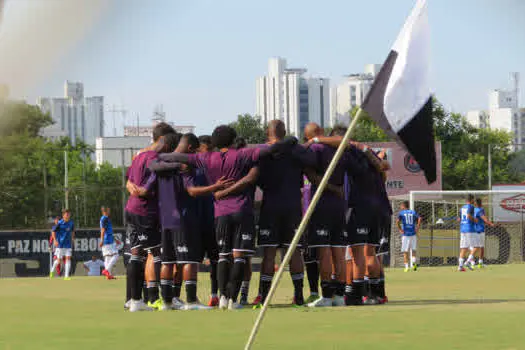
[330,64,382,125]
[256,58,330,137]
[38,81,104,145]
[95,136,151,168]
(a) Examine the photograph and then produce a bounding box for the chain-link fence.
[389,192,525,267]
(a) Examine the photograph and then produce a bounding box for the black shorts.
[307,207,346,248]
[125,211,160,251]
[303,247,319,263]
[161,224,203,264]
[376,215,392,256]
[202,224,219,263]
[215,212,255,255]
[347,208,381,246]
[258,208,302,247]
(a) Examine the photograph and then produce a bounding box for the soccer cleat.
[124,300,131,310]
[458,267,466,272]
[412,264,418,271]
[252,303,262,310]
[102,269,109,277]
[219,296,229,310]
[64,277,72,281]
[148,299,162,311]
[208,295,219,307]
[308,297,333,308]
[228,299,243,310]
[378,296,389,305]
[159,301,172,311]
[404,267,409,272]
[477,263,485,269]
[252,295,262,306]
[184,303,213,311]
[293,296,305,306]
[363,296,379,305]
[129,300,154,312]
[466,263,474,271]
[332,295,345,307]
[171,297,186,310]
[305,294,320,304]
[49,271,54,279]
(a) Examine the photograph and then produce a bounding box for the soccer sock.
[320,280,334,299]
[142,281,148,302]
[351,279,365,305]
[104,256,110,270]
[459,257,465,267]
[218,258,231,298]
[259,274,273,303]
[51,258,59,273]
[173,282,182,298]
[64,260,71,278]
[379,270,386,298]
[467,254,475,264]
[305,262,319,295]
[153,256,162,281]
[160,279,173,303]
[128,257,143,300]
[240,280,250,301]
[369,278,381,298]
[228,258,246,302]
[210,261,218,296]
[147,281,159,303]
[332,280,345,298]
[479,259,484,265]
[404,263,409,269]
[108,255,119,275]
[364,276,371,297]
[411,256,417,265]
[290,272,304,304]
[185,280,198,303]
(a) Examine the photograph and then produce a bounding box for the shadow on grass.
[387,298,525,306]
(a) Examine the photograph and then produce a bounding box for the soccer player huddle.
[123,120,392,312]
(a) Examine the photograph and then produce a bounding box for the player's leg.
[255,210,278,307]
[402,236,410,271]
[240,256,252,305]
[257,246,277,306]
[345,248,354,304]
[182,263,200,308]
[159,229,176,310]
[145,248,161,308]
[364,244,381,304]
[285,210,305,306]
[107,252,119,278]
[458,233,471,271]
[216,215,233,309]
[478,232,485,267]
[202,227,220,306]
[50,249,62,277]
[289,248,305,306]
[347,245,366,305]
[304,248,320,303]
[172,264,184,307]
[330,218,347,307]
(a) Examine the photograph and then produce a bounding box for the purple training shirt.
[125,151,159,217]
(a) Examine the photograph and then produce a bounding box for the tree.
[0,101,53,137]
[229,114,266,144]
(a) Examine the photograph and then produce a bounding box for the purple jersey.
[258,144,316,213]
[186,148,260,217]
[125,151,159,217]
[157,172,183,229]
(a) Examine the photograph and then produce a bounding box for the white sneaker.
[308,297,333,308]
[332,295,345,307]
[228,299,243,310]
[219,296,229,310]
[124,300,131,310]
[184,303,213,310]
[129,299,153,312]
[159,301,173,311]
[171,297,186,310]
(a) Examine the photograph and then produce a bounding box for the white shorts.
[470,233,484,248]
[460,233,474,249]
[401,235,417,253]
[55,248,72,259]
[102,243,118,257]
[478,232,485,247]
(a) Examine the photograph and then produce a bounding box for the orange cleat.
[252,295,262,306]
[208,295,219,307]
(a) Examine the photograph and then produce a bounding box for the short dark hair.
[234,137,247,149]
[330,125,348,137]
[476,198,482,207]
[163,132,181,153]
[467,194,475,202]
[62,208,71,215]
[402,200,409,208]
[211,125,237,149]
[198,135,212,147]
[183,133,200,150]
[152,122,176,142]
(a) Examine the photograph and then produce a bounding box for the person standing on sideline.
[83,256,105,276]
[100,207,118,280]
[50,209,75,280]
[397,201,422,272]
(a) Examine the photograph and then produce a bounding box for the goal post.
[388,190,525,268]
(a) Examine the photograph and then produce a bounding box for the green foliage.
[348,106,390,142]
[229,113,266,144]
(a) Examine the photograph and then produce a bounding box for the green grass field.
[1,265,525,350]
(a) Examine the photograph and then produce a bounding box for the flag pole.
[244,108,366,350]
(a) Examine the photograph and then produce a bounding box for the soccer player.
[397,201,421,272]
[50,209,75,280]
[100,207,118,279]
[49,215,63,277]
[158,125,294,310]
[458,194,478,272]
[468,198,494,268]
[83,256,105,276]
[302,176,320,304]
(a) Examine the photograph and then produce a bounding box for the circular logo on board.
[404,154,421,173]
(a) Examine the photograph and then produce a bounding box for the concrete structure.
[124,124,195,137]
[38,81,104,145]
[330,64,382,125]
[95,136,151,168]
[467,73,523,149]
[256,57,330,137]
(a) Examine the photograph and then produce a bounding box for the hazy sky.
[1,0,524,135]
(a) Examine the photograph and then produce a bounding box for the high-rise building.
[38,81,104,145]
[330,64,382,125]
[256,57,330,137]
[467,73,523,150]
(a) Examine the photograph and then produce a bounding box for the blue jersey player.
[50,209,75,280]
[458,195,478,271]
[467,198,494,268]
[396,201,421,272]
[99,207,118,280]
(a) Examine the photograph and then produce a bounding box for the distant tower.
[512,72,520,108]
[152,104,166,125]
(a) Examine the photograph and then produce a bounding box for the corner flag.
[361,0,436,183]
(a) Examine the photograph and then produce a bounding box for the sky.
[1,0,524,135]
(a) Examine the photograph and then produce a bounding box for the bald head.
[267,120,286,140]
[304,122,323,140]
